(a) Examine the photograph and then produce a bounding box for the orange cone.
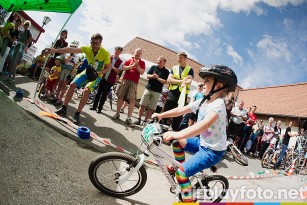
[287,159,297,176]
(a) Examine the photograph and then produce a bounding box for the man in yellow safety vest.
[162,52,194,131]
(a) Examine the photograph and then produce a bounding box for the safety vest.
[169,65,191,94]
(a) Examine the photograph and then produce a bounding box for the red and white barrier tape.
[225,173,284,180]
[24,98,159,166]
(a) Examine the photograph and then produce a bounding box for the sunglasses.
[91,41,101,45]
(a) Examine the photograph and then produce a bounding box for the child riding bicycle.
[152,65,237,202]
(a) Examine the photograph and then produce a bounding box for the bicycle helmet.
[199,65,237,92]
[70,40,79,48]
[198,64,237,102]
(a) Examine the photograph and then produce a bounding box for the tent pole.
[33,12,74,100]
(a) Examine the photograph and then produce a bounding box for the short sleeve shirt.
[146,65,169,93]
[188,98,227,151]
[49,66,62,80]
[53,39,68,58]
[231,106,247,118]
[36,55,46,64]
[81,46,110,75]
[246,112,257,126]
[123,57,145,83]
[282,127,292,145]
[8,29,20,47]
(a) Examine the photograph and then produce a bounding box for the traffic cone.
[287,160,297,176]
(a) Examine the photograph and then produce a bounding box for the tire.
[37,81,46,100]
[193,175,229,202]
[229,144,248,166]
[261,149,273,168]
[88,152,147,197]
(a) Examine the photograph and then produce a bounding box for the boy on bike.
[153,65,237,202]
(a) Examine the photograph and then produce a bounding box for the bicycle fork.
[115,153,146,185]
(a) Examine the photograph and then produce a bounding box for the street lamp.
[42,16,51,28]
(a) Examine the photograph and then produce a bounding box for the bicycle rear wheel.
[88,152,147,197]
[193,175,229,202]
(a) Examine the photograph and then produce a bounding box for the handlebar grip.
[152,117,158,123]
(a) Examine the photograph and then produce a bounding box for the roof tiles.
[237,82,307,118]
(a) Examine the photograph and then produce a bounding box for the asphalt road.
[0,76,306,204]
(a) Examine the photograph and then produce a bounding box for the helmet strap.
[198,78,227,108]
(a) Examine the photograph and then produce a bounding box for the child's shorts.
[46,79,57,91]
[182,137,225,177]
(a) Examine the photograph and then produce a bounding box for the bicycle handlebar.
[147,118,178,146]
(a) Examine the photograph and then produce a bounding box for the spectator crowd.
[1,16,307,180]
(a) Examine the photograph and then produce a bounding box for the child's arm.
[163,110,218,142]
[153,105,192,122]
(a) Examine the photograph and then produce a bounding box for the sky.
[24,0,307,89]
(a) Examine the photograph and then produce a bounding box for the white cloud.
[22,0,306,90]
[27,0,305,55]
[76,0,224,52]
[256,34,291,62]
[227,45,243,65]
[263,0,305,7]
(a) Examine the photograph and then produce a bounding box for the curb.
[0,80,112,154]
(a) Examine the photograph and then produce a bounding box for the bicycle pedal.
[210,166,217,173]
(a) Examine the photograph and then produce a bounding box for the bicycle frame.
[115,138,182,192]
[284,136,305,172]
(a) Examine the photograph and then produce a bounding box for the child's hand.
[151,113,162,122]
[163,131,179,143]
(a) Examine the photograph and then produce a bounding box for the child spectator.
[52,41,80,106]
[44,57,62,100]
[28,49,47,79]
[156,86,169,113]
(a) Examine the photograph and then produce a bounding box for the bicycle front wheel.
[229,144,248,166]
[194,175,229,202]
[88,152,147,197]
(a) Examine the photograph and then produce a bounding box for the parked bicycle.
[282,134,306,174]
[73,85,98,105]
[107,84,118,110]
[226,135,248,166]
[37,69,50,100]
[227,122,248,166]
[88,119,229,202]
